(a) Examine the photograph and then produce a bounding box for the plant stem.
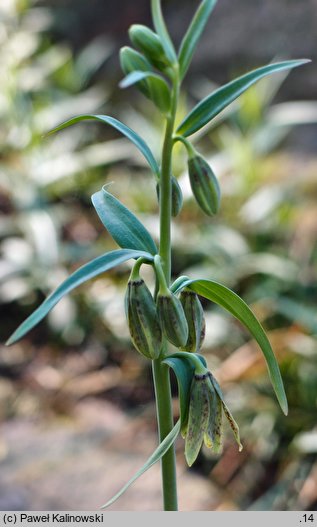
[152,69,179,511]
[159,72,179,281]
[152,357,178,510]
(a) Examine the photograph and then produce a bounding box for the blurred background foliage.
[0,0,317,511]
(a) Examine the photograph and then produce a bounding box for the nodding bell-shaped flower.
[179,289,205,353]
[125,260,162,360]
[154,255,188,348]
[187,154,221,216]
[184,368,243,467]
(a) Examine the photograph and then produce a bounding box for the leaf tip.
[185,453,194,467]
[100,501,111,510]
[102,182,114,193]
[5,327,23,346]
[119,77,128,89]
[288,58,312,69]
[43,128,56,138]
[278,392,288,416]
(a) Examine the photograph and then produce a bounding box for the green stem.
[168,351,208,375]
[152,357,178,510]
[129,257,149,280]
[151,0,177,65]
[159,73,179,281]
[154,254,169,295]
[173,134,197,158]
[152,67,180,511]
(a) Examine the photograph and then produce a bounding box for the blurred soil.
[0,343,216,511]
[0,400,215,511]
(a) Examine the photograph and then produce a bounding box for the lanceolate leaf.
[6,249,153,346]
[170,275,191,293]
[174,278,288,415]
[178,0,217,81]
[92,188,157,255]
[151,0,177,64]
[47,114,160,177]
[119,70,168,89]
[164,353,207,436]
[119,71,171,114]
[164,357,194,435]
[177,59,310,136]
[101,420,180,509]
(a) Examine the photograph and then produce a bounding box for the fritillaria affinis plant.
[6,0,310,511]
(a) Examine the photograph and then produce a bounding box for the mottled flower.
[184,370,243,466]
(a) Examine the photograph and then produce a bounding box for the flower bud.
[188,154,221,216]
[157,291,188,348]
[120,46,152,98]
[156,176,183,217]
[125,278,162,359]
[129,24,169,70]
[179,289,205,352]
[120,46,170,113]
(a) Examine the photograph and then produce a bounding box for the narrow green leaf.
[177,59,310,136]
[164,352,207,436]
[46,114,159,177]
[174,278,288,415]
[91,187,157,255]
[119,71,171,114]
[170,275,190,293]
[164,357,194,435]
[119,70,167,89]
[101,420,180,509]
[178,0,217,81]
[151,0,177,64]
[6,249,153,346]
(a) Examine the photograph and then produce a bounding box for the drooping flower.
[184,370,243,466]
